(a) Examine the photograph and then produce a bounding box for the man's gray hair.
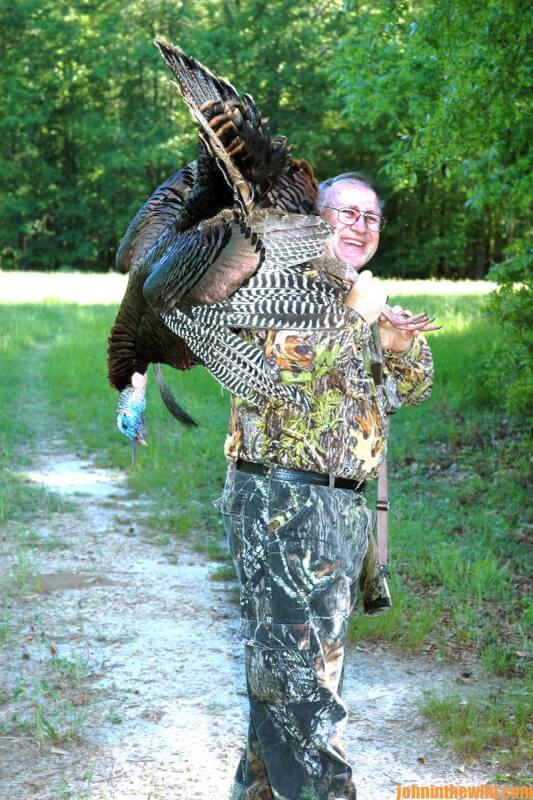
[318,171,384,211]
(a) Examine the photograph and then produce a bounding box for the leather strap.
[377,458,389,568]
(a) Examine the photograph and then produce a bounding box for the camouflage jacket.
[224,301,434,481]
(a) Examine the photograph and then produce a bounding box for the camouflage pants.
[219,467,372,800]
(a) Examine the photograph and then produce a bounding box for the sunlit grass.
[0,269,494,304]
[388,279,496,296]
[422,681,533,774]
[0,274,530,772]
[0,270,128,305]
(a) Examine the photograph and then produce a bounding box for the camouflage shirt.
[224,299,434,481]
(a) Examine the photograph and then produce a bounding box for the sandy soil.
[0,449,499,800]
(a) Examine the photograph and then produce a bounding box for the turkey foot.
[330,260,441,333]
[381,307,440,332]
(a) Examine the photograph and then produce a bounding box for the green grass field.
[0,274,531,776]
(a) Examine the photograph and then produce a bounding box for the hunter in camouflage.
[219,320,433,800]
[224,312,433,477]
[219,173,434,800]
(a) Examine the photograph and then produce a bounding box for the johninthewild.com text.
[396,785,533,799]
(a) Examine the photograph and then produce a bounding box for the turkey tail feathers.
[155,39,253,216]
[154,40,241,110]
[154,40,291,217]
[153,363,198,428]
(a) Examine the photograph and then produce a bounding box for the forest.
[1,0,531,280]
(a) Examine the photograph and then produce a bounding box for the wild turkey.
[108,41,437,453]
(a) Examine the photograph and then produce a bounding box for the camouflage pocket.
[219,492,261,576]
[269,484,369,579]
[267,480,314,535]
[215,473,259,517]
[266,484,370,647]
[268,535,353,648]
[221,478,315,647]
[222,478,368,667]
[244,640,319,704]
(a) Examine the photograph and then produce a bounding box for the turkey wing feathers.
[161,308,310,411]
[142,218,264,313]
[244,212,334,271]
[191,299,347,332]
[116,165,196,274]
[190,268,344,331]
[142,211,332,316]
[142,208,347,404]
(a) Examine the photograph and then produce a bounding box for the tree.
[326,0,531,278]
[0,0,530,281]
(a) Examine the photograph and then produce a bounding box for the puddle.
[1,450,499,800]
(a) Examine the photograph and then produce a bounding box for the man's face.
[320,180,381,271]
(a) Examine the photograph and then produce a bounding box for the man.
[220,173,434,800]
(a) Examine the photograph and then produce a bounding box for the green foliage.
[482,241,533,420]
[0,0,350,272]
[483,284,533,419]
[0,0,196,271]
[1,0,530,280]
[329,0,532,279]
[422,681,532,772]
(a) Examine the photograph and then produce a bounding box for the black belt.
[236,459,366,492]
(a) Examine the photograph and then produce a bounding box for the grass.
[48,774,95,800]
[5,686,86,745]
[0,468,72,524]
[16,527,69,551]
[0,622,95,745]
[48,655,94,689]
[0,530,40,599]
[0,277,531,775]
[422,681,532,777]
[209,563,237,581]
[0,598,11,643]
[2,661,89,745]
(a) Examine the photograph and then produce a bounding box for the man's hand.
[344,270,388,325]
[379,306,420,353]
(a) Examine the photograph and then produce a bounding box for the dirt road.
[0,450,497,800]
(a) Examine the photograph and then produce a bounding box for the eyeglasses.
[321,205,386,232]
